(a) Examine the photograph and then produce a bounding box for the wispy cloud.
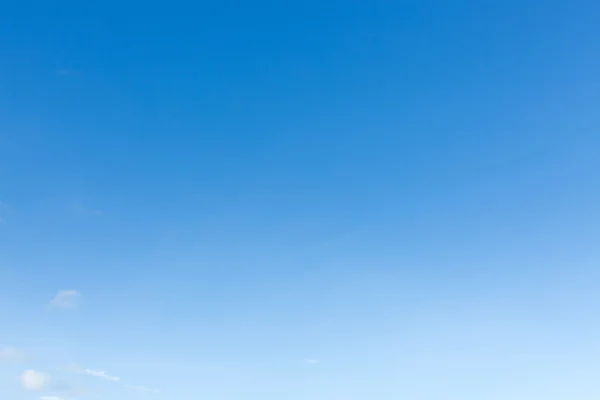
[83,368,120,382]
[67,364,158,396]
[0,346,24,361]
[50,290,81,309]
[41,396,64,400]
[68,364,120,382]
[127,384,160,394]
[21,370,51,391]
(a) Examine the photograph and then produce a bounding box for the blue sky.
[1,1,600,399]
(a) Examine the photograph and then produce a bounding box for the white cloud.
[68,364,120,382]
[20,370,51,391]
[50,290,81,309]
[0,346,23,361]
[41,396,64,400]
[127,384,160,394]
[83,368,120,382]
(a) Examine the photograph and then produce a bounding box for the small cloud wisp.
[68,364,120,382]
[50,290,81,309]
[84,368,120,382]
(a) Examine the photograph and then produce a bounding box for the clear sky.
[1,1,600,399]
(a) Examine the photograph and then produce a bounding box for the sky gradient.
[1,1,600,399]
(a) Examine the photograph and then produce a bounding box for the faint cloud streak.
[84,368,120,382]
[68,364,120,382]
[50,290,81,309]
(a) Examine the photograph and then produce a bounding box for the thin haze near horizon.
[1,1,600,399]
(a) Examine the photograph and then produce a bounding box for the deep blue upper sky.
[1,1,600,399]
